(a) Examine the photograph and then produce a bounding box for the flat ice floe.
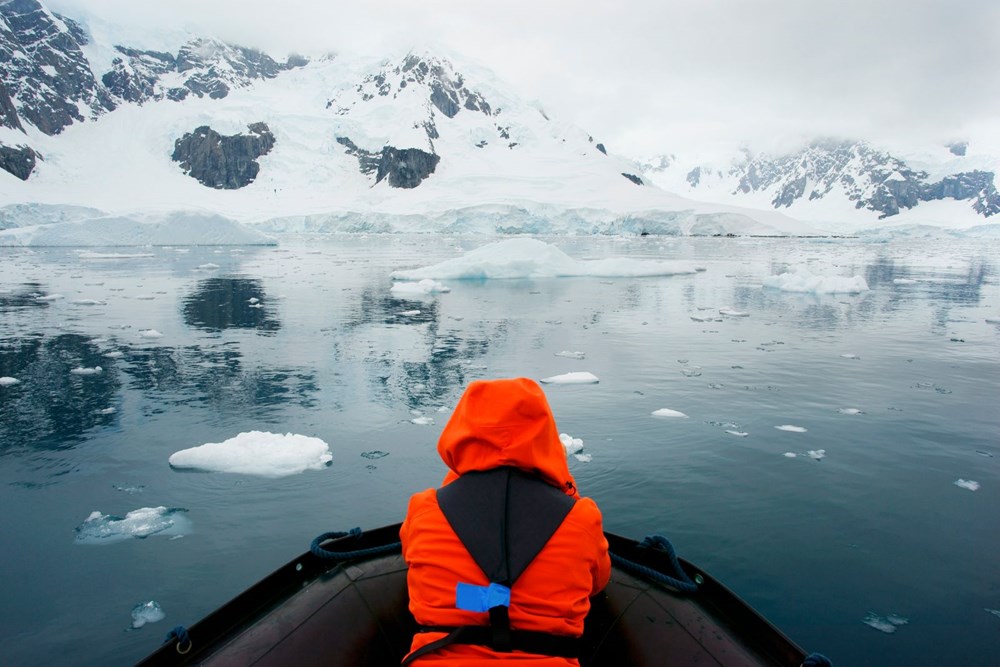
[863,612,908,633]
[540,371,599,384]
[763,266,869,294]
[559,433,591,462]
[893,278,918,285]
[651,408,688,418]
[138,329,163,339]
[390,238,704,280]
[554,350,586,359]
[74,506,191,544]
[70,366,103,375]
[0,376,20,386]
[775,424,808,432]
[838,408,864,415]
[78,252,155,259]
[718,308,749,317]
[390,279,451,295]
[168,431,332,477]
[954,479,980,491]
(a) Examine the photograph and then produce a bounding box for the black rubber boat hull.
[137,523,807,666]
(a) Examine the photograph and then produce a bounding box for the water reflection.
[120,343,318,415]
[0,334,120,452]
[182,277,280,332]
[0,283,52,311]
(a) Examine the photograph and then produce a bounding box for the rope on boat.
[802,652,833,666]
[310,527,402,561]
[163,625,192,655]
[609,534,699,593]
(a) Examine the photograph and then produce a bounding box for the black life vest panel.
[401,466,581,664]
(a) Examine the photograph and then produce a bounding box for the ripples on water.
[0,236,998,666]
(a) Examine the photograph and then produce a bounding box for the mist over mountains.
[1,0,997,243]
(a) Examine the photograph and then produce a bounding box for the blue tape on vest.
[455,582,511,612]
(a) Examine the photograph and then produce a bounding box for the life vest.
[402,466,582,664]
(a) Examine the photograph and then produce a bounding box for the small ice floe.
[726,430,749,437]
[838,408,864,415]
[361,451,389,460]
[893,278,918,285]
[134,295,156,301]
[775,425,807,432]
[398,310,421,316]
[390,279,451,295]
[651,408,688,418]
[74,507,191,544]
[195,263,220,271]
[783,452,798,458]
[680,367,702,377]
[138,329,163,339]
[410,415,434,425]
[130,601,166,629]
[540,371,599,385]
[719,308,749,317]
[559,433,590,461]
[35,293,63,302]
[986,608,1000,620]
[70,366,103,375]
[986,317,1000,325]
[78,252,154,259]
[807,449,826,460]
[105,350,124,359]
[113,484,145,494]
[954,479,980,491]
[763,267,869,293]
[554,350,586,360]
[97,407,116,415]
[0,376,20,386]
[248,297,260,305]
[862,612,908,633]
[168,431,332,478]
[71,299,105,306]
[840,353,860,359]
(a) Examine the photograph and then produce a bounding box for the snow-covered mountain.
[638,140,1000,232]
[2,0,996,245]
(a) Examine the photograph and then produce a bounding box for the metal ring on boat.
[175,638,193,655]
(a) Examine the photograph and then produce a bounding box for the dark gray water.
[1,235,997,666]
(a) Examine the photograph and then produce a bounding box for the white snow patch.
[168,431,332,477]
[539,371,599,384]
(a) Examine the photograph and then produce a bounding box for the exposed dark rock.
[621,173,644,186]
[172,123,275,189]
[922,171,999,216]
[947,142,968,157]
[686,167,701,187]
[101,47,176,103]
[0,81,23,131]
[376,147,440,188]
[336,137,382,175]
[430,83,460,118]
[595,143,607,155]
[0,143,38,180]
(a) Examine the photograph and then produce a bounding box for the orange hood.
[438,377,579,498]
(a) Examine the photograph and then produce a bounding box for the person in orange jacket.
[400,377,611,665]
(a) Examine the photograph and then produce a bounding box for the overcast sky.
[49,0,1000,158]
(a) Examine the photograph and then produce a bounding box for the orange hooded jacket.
[400,377,611,665]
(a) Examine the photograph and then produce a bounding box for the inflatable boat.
[136,523,817,666]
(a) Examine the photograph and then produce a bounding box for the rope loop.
[164,625,192,655]
[610,534,699,593]
[310,527,402,561]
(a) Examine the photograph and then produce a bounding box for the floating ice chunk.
[986,608,1000,619]
[74,507,191,544]
[135,295,156,300]
[893,278,918,285]
[540,371,599,384]
[775,425,807,432]
[168,431,332,477]
[560,433,584,455]
[130,601,166,629]
[763,267,869,293]
[35,294,63,301]
[411,416,434,425]
[574,452,592,462]
[652,408,688,418]
[97,407,116,414]
[863,612,908,633]
[70,366,103,375]
[248,297,259,304]
[196,263,220,271]
[139,330,163,339]
[841,353,860,359]
[807,449,826,460]
[554,350,586,360]
[390,238,703,280]
[986,317,1000,325]
[398,310,421,316]
[719,308,749,317]
[71,299,105,306]
[390,279,451,295]
[838,408,864,415]
[726,430,749,437]
[0,376,20,386]
[105,350,124,359]
[783,452,797,458]
[78,252,154,259]
[954,479,980,491]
